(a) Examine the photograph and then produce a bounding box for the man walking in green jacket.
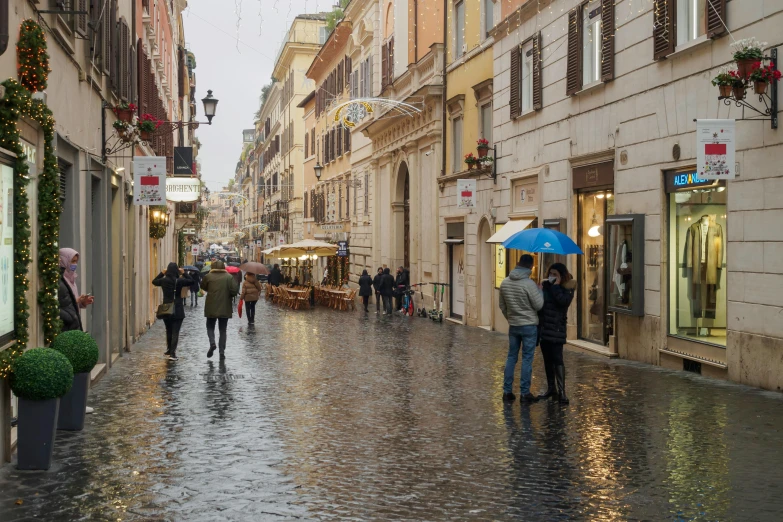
[200,260,239,360]
[499,254,544,402]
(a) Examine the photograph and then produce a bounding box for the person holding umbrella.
[537,263,575,404]
[240,273,263,324]
[500,228,583,404]
[200,260,239,360]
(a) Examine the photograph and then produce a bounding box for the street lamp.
[313,162,324,181]
[202,90,219,124]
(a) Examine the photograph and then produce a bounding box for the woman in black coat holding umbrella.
[153,263,192,361]
[537,263,576,404]
[358,270,373,313]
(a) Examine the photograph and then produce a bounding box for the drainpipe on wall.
[440,1,447,178]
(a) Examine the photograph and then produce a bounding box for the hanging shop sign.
[165,177,201,202]
[494,223,506,289]
[337,241,349,257]
[664,170,720,192]
[320,224,345,231]
[242,129,255,143]
[697,119,736,180]
[457,179,476,208]
[173,146,194,175]
[573,161,614,190]
[133,156,167,205]
[191,245,199,256]
[0,163,14,344]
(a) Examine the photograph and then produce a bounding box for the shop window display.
[668,174,726,346]
[578,192,614,344]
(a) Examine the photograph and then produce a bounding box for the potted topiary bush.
[51,330,99,431]
[10,348,73,470]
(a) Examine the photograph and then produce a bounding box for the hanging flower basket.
[732,84,746,101]
[112,103,137,123]
[140,130,151,141]
[736,59,758,79]
[731,38,766,77]
[754,81,768,95]
[476,138,489,157]
[464,152,477,170]
[718,84,733,97]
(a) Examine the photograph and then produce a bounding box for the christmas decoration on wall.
[0,77,61,376]
[16,20,51,93]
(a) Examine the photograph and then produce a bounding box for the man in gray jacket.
[499,254,544,402]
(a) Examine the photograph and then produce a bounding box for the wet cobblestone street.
[2,299,783,521]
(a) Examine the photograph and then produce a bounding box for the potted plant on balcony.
[748,62,782,95]
[479,155,494,169]
[10,348,74,470]
[112,102,137,123]
[730,37,766,78]
[464,153,477,170]
[138,113,162,141]
[51,330,100,431]
[113,119,134,141]
[712,66,741,98]
[476,138,490,158]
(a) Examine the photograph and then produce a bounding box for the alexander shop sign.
[165,177,201,202]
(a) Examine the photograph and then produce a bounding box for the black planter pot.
[17,397,60,470]
[57,372,90,431]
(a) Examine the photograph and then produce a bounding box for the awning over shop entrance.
[486,218,535,243]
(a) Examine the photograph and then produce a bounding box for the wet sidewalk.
[1,299,783,521]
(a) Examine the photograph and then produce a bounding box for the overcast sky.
[182,0,327,192]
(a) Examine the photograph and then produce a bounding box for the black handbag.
[156,301,174,318]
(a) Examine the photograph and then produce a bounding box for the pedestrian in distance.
[499,254,544,403]
[380,267,395,315]
[240,273,263,324]
[372,267,384,314]
[152,263,192,361]
[322,266,329,285]
[358,269,373,313]
[58,248,97,415]
[200,260,239,360]
[537,263,575,404]
[189,269,201,307]
[269,264,282,287]
[394,266,410,312]
[58,248,95,333]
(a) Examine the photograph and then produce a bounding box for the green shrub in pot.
[10,348,74,400]
[51,330,99,374]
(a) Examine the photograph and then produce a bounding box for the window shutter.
[653,0,675,60]
[345,127,351,152]
[532,32,542,110]
[110,1,118,92]
[337,125,343,156]
[119,20,129,101]
[130,44,137,105]
[381,41,388,90]
[59,162,68,203]
[311,129,315,157]
[388,37,394,85]
[178,47,185,98]
[600,0,615,82]
[706,0,726,38]
[509,45,520,119]
[566,8,582,96]
[101,1,112,74]
[305,132,309,157]
[77,0,88,36]
[345,56,352,89]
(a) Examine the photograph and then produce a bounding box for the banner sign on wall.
[457,179,476,208]
[173,146,194,175]
[0,164,14,343]
[133,156,167,205]
[191,245,199,256]
[337,241,349,257]
[165,177,201,202]
[697,119,735,180]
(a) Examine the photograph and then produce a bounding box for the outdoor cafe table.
[321,288,350,310]
[283,288,309,309]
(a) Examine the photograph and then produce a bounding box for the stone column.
[404,140,419,280]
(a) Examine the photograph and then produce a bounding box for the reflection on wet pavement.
[1,299,783,521]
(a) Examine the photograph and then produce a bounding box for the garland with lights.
[0,76,62,376]
[17,20,50,93]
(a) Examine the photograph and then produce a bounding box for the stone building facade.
[486,0,783,390]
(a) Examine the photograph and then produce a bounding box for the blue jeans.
[503,325,539,394]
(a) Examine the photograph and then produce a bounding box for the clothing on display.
[685,215,723,319]
[611,239,632,304]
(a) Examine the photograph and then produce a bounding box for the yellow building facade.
[439,0,498,324]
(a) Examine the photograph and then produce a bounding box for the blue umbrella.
[183,265,198,271]
[502,228,583,255]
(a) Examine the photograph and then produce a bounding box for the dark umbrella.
[227,262,241,267]
[238,262,270,275]
[183,265,198,271]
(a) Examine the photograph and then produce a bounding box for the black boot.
[538,361,556,399]
[555,365,569,404]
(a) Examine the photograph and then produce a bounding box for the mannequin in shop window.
[685,215,723,319]
[611,239,632,304]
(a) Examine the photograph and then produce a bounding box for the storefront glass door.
[578,190,614,344]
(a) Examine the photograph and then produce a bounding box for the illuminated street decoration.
[330,97,422,129]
